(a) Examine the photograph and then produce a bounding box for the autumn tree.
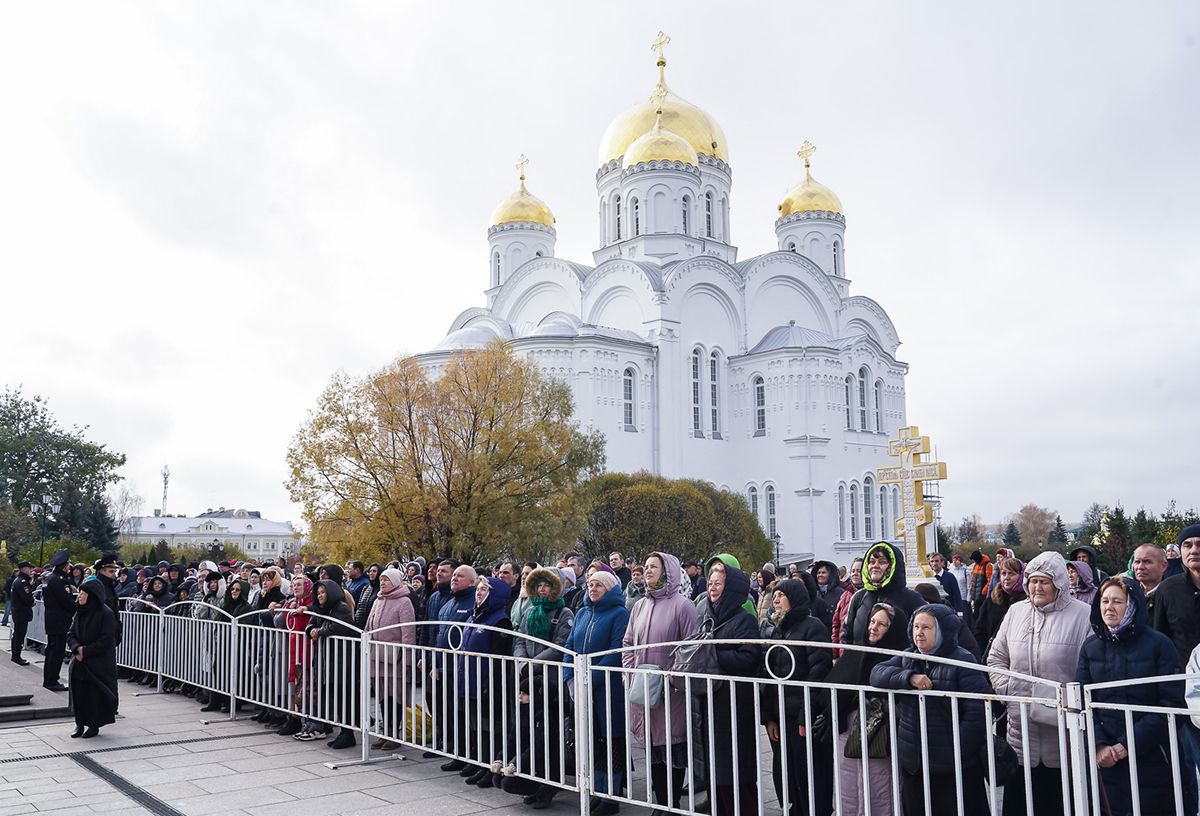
[580,472,772,569]
[287,340,606,566]
[957,514,984,545]
[1011,504,1056,550]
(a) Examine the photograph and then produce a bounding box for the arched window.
[492,252,501,286]
[691,349,702,434]
[833,240,840,276]
[874,379,884,433]
[787,241,796,252]
[863,476,874,540]
[681,195,690,235]
[748,486,759,520]
[767,485,777,538]
[709,352,720,436]
[844,375,854,429]
[879,486,888,540]
[892,487,900,526]
[858,367,869,430]
[615,196,622,240]
[632,198,640,236]
[705,193,713,237]
[850,484,859,540]
[623,368,636,428]
[754,376,766,434]
[838,485,847,539]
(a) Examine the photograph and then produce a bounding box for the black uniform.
[42,568,77,688]
[9,573,35,663]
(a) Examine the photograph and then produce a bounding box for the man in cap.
[42,549,76,691]
[9,562,35,665]
[91,554,124,645]
[683,560,707,601]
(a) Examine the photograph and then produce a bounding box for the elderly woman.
[702,560,763,816]
[987,551,1091,816]
[306,578,359,749]
[973,557,1025,659]
[622,552,698,813]
[1067,561,1098,605]
[365,567,417,751]
[1077,577,1191,816]
[274,574,316,739]
[67,580,119,738]
[871,604,989,816]
[451,577,512,785]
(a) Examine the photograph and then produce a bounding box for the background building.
[127,507,299,560]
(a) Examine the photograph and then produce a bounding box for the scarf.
[290,577,313,608]
[769,609,787,627]
[526,595,564,641]
[1106,601,1136,637]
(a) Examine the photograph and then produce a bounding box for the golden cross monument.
[516,154,529,180]
[876,426,947,578]
[798,141,816,168]
[651,31,671,62]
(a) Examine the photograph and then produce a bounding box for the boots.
[277,717,302,736]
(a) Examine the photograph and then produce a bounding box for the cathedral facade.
[420,45,908,565]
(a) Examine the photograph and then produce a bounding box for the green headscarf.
[526,594,565,641]
[860,542,896,592]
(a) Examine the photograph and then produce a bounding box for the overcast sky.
[2,2,1197,532]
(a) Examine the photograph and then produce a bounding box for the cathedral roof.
[779,147,842,216]
[623,110,699,169]
[748,321,860,354]
[492,175,554,227]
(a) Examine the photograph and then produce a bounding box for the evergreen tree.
[1100,504,1134,576]
[1003,523,1022,548]
[1131,508,1160,544]
[80,493,118,554]
[1048,515,1068,544]
[154,540,171,564]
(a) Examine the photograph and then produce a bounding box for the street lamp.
[29,493,61,565]
[773,533,781,569]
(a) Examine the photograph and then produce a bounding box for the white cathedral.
[420,41,909,565]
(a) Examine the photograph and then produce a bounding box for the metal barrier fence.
[21,599,1200,816]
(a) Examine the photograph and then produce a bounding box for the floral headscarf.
[289,576,313,608]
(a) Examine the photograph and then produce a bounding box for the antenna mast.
[161,465,170,516]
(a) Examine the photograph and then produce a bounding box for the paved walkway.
[0,654,626,816]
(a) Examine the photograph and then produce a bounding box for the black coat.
[706,565,763,787]
[43,569,77,636]
[973,588,1025,658]
[842,542,926,647]
[92,573,123,646]
[759,579,832,725]
[1151,569,1200,667]
[1077,577,1187,816]
[870,604,988,775]
[10,574,35,623]
[67,586,119,728]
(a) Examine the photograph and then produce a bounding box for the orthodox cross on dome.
[797,141,816,169]
[876,426,948,579]
[515,153,529,181]
[650,85,667,113]
[651,31,671,63]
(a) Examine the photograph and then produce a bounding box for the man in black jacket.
[42,549,76,691]
[9,562,35,665]
[1152,524,1200,788]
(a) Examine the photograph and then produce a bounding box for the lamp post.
[773,533,781,570]
[29,493,61,566]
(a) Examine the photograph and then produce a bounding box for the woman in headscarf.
[365,567,416,752]
[276,574,316,739]
[823,602,909,816]
[251,567,289,727]
[407,574,427,622]
[622,552,698,813]
[69,564,86,589]
[452,577,512,787]
[973,557,1025,659]
[760,578,832,816]
[67,580,119,738]
[1068,560,1098,606]
[247,568,262,607]
[115,567,140,606]
[1077,577,1192,816]
[305,578,359,749]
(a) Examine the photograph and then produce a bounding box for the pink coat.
[621,552,699,747]
[365,583,416,677]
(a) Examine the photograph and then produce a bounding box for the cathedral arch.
[508,281,577,327]
[679,282,740,355]
[587,285,646,330]
[747,275,834,337]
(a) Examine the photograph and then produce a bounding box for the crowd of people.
[6,525,1200,816]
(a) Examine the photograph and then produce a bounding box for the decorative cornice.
[621,160,702,178]
[774,210,846,229]
[596,158,623,182]
[697,152,732,177]
[488,221,557,238]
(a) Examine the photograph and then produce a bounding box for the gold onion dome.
[623,108,699,168]
[491,156,554,227]
[598,53,728,167]
[778,142,843,217]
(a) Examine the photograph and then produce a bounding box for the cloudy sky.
[2,2,1197,532]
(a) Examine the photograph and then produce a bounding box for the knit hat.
[587,570,618,593]
[380,568,406,592]
[1179,525,1200,546]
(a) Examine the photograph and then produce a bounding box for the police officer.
[90,554,123,646]
[42,549,76,691]
[10,562,35,665]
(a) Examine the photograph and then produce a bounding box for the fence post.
[576,652,591,816]
[228,616,239,721]
[155,608,165,693]
[360,629,371,762]
[1064,682,1088,816]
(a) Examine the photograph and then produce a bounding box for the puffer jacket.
[969,551,993,606]
[870,604,989,775]
[759,579,832,725]
[705,564,763,787]
[563,581,630,742]
[987,552,1091,768]
[1077,577,1186,816]
[842,541,926,647]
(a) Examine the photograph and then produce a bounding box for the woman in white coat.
[986,551,1091,816]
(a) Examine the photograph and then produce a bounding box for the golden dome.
[778,168,843,217]
[491,176,554,228]
[598,61,728,168]
[623,110,699,169]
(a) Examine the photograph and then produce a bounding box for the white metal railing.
[26,597,1199,815]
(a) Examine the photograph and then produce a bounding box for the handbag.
[626,601,664,708]
[979,715,1019,785]
[671,618,721,692]
[844,696,890,759]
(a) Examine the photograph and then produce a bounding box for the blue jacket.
[1077,577,1186,816]
[933,569,964,614]
[458,578,512,699]
[870,603,988,775]
[563,583,630,737]
[434,584,476,671]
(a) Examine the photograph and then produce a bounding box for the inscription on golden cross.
[797,141,816,168]
[651,31,671,62]
[516,154,529,180]
[876,426,947,578]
